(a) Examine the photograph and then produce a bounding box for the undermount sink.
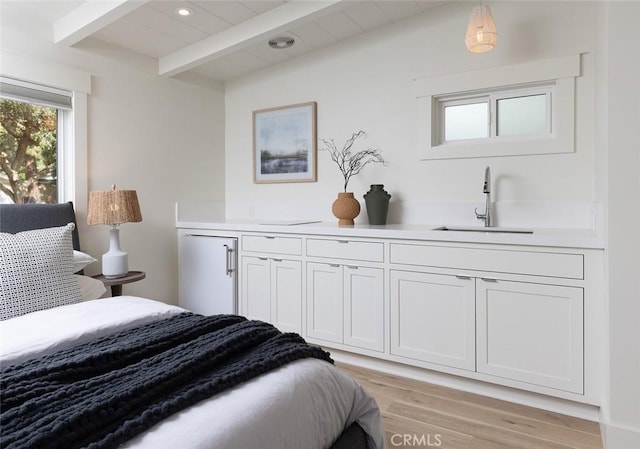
[433,226,534,234]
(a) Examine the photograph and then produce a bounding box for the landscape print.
[253,102,316,183]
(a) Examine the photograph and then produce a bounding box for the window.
[0,52,90,210]
[496,92,548,137]
[414,55,580,160]
[0,78,72,204]
[443,99,488,141]
[437,84,553,146]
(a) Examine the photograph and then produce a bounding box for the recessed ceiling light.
[175,7,193,17]
[268,36,295,49]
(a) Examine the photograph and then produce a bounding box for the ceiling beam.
[54,0,149,46]
[159,0,346,77]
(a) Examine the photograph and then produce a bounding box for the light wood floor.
[337,363,603,449]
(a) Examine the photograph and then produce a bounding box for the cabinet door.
[241,256,271,322]
[390,270,476,371]
[271,259,302,333]
[306,262,343,343]
[476,279,584,393]
[344,266,384,352]
[179,234,237,315]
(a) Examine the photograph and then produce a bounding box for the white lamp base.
[102,227,129,278]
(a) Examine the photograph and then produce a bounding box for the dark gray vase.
[364,184,391,225]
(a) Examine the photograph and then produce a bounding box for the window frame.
[436,83,554,147]
[0,77,73,204]
[414,55,580,160]
[0,52,90,210]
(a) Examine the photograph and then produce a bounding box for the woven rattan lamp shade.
[465,4,498,53]
[87,186,142,226]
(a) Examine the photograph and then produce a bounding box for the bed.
[0,202,385,449]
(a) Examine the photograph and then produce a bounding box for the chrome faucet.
[474,166,493,227]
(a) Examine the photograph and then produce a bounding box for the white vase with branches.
[320,131,386,225]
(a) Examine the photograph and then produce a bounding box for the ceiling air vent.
[268,36,295,49]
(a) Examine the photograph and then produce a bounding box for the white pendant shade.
[465,4,498,53]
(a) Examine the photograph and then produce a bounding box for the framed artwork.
[253,101,317,183]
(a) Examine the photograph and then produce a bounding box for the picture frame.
[253,101,317,184]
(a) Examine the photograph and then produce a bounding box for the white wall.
[84,66,224,303]
[0,6,225,304]
[224,2,640,447]
[600,2,640,447]
[225,1,598,227]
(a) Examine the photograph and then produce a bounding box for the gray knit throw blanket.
[0,313,333,449]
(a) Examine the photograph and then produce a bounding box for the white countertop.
[176,219,605,249]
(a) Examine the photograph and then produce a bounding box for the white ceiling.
[2,1,448,87]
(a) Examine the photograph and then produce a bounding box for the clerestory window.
[437,84,553,145]
[414,54,580,160]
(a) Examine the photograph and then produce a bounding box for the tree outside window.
[0,99,58,204]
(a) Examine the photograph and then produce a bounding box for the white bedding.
[0,296,385,449]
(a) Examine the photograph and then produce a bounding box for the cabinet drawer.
[306,238,384,262]
[241,234,302,255]
[390,244,583,279]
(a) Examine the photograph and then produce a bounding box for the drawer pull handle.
[272,258,282,262]
[337,240,349,244]
[265,236,276,239]
[481,278,498,283]
[258,257,268,261]
[456,275,472,280]
[347,265,359,270]
[330,264,340,268]
[223,245,234,276]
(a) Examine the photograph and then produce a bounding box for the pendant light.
[465,2,498,53]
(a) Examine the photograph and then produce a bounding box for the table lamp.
[87,185,142,278]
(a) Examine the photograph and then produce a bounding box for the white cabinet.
[178,231,237,315]
[242,256,270,322]
[390,270,476,371]
[390,266,585,393]
[306,263,343,343]
[242,234,302,255]
[387,240,591,394]
[345,265,385,351]
[271,259,303,333]
[239,233,303,333]
[306,238,384,262]
[390,243,584,279]
[307,262,384,352]
[476,279,584,393]
[241,256,302,333]
[181,227,602,404]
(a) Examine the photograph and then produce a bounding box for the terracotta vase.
[332,192,360,226]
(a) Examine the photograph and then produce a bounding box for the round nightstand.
[92,271,146,297]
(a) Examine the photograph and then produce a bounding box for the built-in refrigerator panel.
[179,234,237,315]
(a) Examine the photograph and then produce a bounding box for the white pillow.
[0,223,83,320]
[75,275,107,301]
[73,250,97,273]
